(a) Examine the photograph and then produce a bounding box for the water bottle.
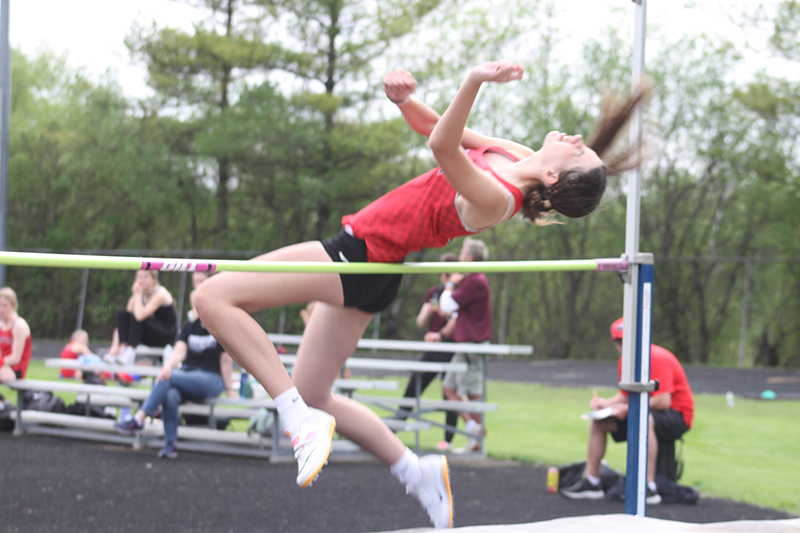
[239,370,249,399]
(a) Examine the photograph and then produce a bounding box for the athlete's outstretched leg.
[293,303,453,528]
[194,241,344,487]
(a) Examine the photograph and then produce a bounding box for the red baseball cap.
[610,318,624,340]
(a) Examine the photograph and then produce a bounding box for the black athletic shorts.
[610,407,689,443]
[321,230,403,314]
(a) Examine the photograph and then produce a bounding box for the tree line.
[6,0,799,367]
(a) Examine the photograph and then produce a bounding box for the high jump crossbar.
[0,251,628,274]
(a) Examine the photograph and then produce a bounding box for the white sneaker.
[289,408,336,488]
[119,346,136,366]
[454,424,485,454]
[411,455,453,529]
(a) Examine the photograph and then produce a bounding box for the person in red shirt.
[60,330,93,379]
[561,318,694,505]
[0,287,32,382]
[195,61,650,528]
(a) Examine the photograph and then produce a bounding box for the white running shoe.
[290,408,336,488]
[454,424,485,454]
[412,455,453,529]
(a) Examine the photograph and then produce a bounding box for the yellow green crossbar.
[0,251,628,274]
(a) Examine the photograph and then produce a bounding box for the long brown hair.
[521,80,652,223]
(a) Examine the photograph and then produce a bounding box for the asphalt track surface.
[2,346,798,532]
[1,432,795,533]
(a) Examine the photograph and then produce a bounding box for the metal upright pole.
[620,0,652,517]
[738,259,752,368]
[0,0,11,288]
[76,269,90,331]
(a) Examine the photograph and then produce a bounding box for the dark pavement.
[7,340,797,532]
[0,433,794,533]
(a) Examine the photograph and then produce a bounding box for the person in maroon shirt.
[439,238,493,453]
[561,318,694,505]
[400,253,459,400]
[195,60,650,528]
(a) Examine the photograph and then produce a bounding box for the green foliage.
[5,0,800,366]
[770,0,800,61]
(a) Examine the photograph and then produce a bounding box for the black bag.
[656,474,700,504]
[604,475,699,504]
[64,403,115,419]
[0,398,15,432]
[20,391,66,414]
[182,413,230,431]
[559,460,623,492]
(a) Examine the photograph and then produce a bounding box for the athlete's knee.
[193,281,218,319]
[297,384,333,411]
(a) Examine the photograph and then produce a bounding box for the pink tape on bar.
[594,258,629,272]
[141,261,217,273]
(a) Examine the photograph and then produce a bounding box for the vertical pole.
[0,0,10,288]
[738,259,752,368]
[76,269,90,331]
[278,308,286,334]
[176,270,188,324]
[625,262,653,515]
[622,0,648,517]
[371,313,381,353]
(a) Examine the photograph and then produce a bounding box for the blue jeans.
[141,366,225,443]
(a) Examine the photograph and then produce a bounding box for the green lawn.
[3,361,798,515]
[392,380,800,516]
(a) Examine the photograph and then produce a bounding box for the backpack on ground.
[559,460,623,492]
[246,407,275,437]
[0,397,15,432]
[655,473,700,504]
[64,402,116,419]
[20,391,66,414]
[604,474,699,504]
[182,412,231,431]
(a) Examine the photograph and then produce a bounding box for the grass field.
[3,361,798,515]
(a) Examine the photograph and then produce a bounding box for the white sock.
[465,419,478,433]
[648,481,657,492]
[390,447,421,490]
[274,387,311,434]
[586,474,601,486]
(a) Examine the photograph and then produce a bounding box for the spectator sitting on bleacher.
[560,318,695,505]
[106,271,177,365]
[114,300,235,459]
[0,287,32,382]
[59,330,93,380]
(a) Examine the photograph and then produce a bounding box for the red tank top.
[0,319,33,378]
[342,146,523,263]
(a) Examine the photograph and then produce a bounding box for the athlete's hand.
[468,60,524,84]
[383,69,417,104]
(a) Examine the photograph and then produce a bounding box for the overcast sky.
[7,0,788,99]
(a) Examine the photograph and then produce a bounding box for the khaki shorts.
[442,352,485,397]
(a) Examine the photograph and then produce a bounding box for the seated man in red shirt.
[561,318,694,505]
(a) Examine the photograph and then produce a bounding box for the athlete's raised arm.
[428,61,524,209]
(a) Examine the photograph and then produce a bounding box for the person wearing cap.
[560,318,694,504]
